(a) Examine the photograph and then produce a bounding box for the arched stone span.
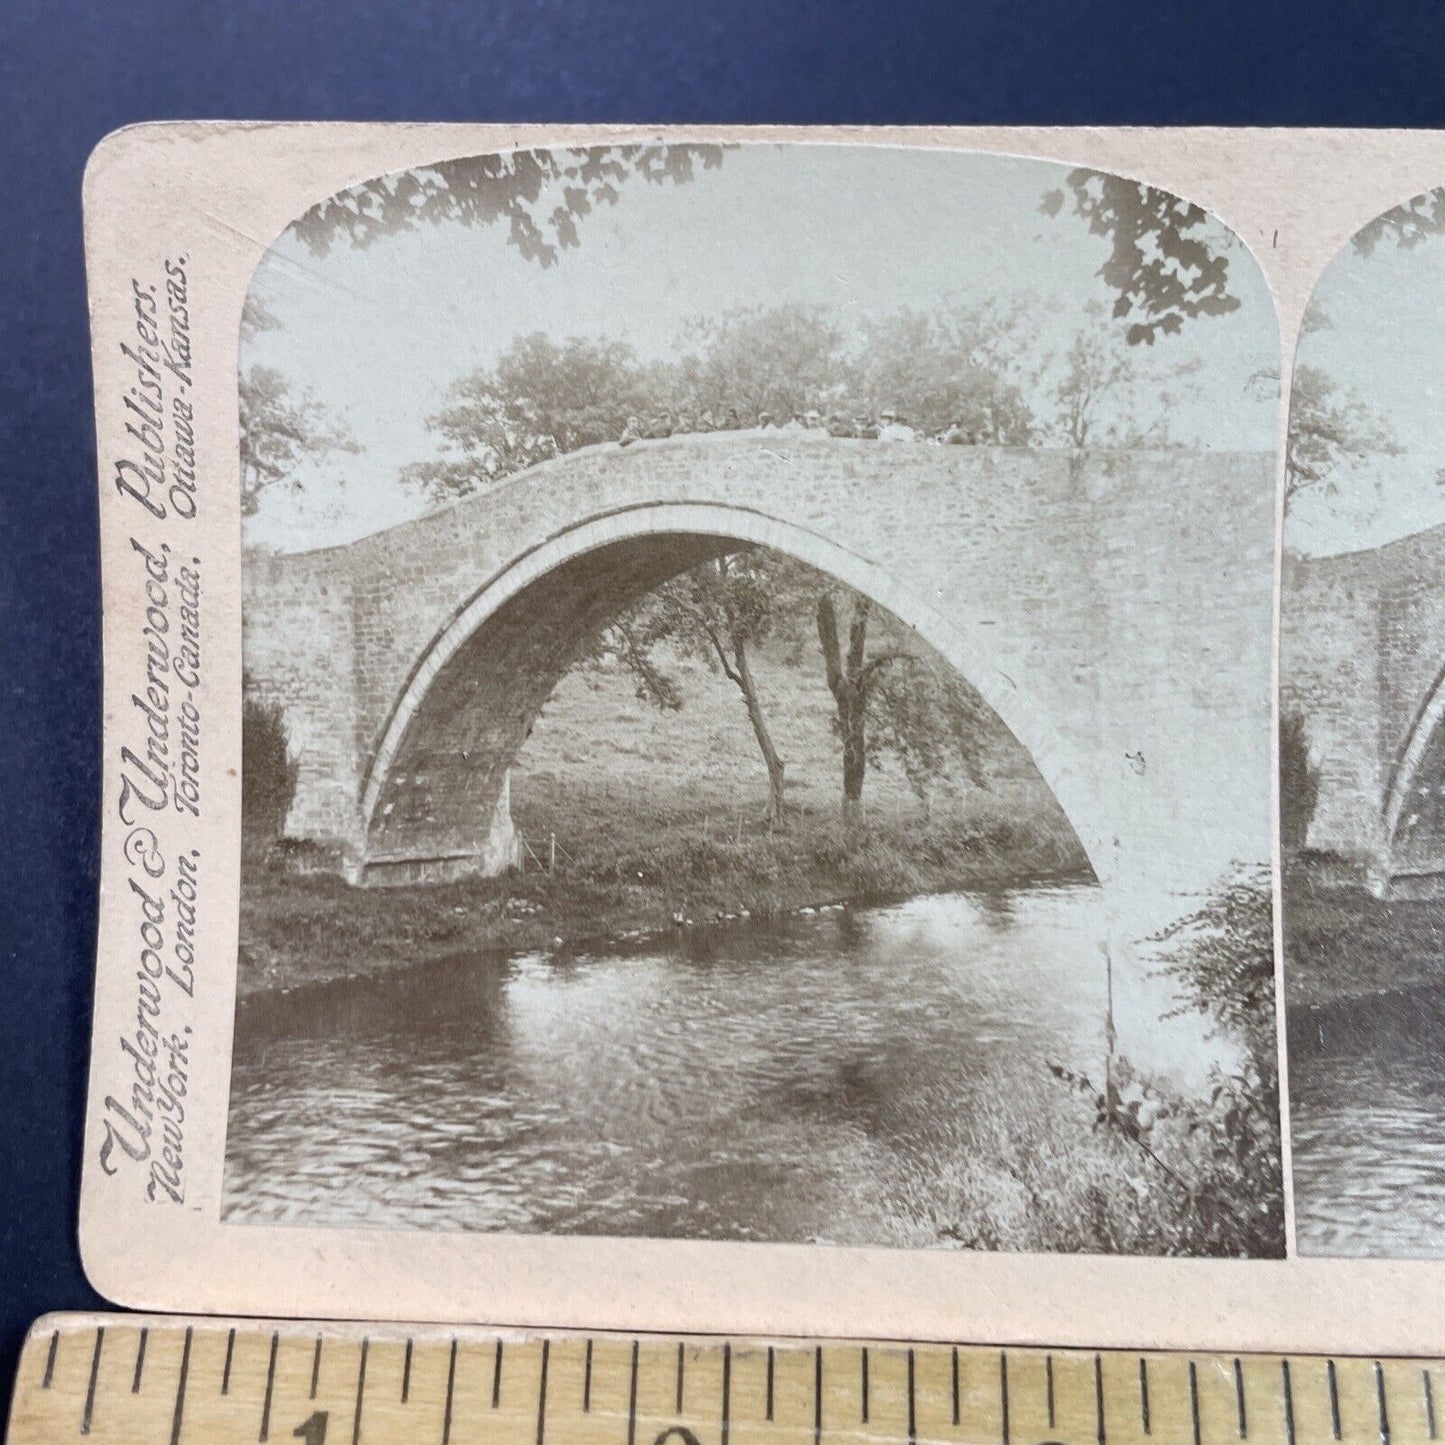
[360,503,1105,883]
[242,432,1276,923]
[1382,657,1445,885]
[1281,521,1445,895]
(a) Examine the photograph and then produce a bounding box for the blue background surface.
[2,0,1444,1404]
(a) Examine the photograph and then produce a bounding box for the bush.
[1280,710,1320,855]
[854,1067,1282,1257]
[891,869,1287,1257]
[243,684,299,843]
[1144,866,1285,1256]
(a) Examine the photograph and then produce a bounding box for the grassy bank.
[1283,858,1445,1011]
[852,1068,1284,1257]
[240,807,1088,998]
[241,646,1089,997]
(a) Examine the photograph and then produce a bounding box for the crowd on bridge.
[614,407,989,447]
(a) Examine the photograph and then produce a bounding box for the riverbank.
[238,808,1090,999]
[857,1069,1284,1257]
[229,872,1279,1257]
[1282,858,1445,1011]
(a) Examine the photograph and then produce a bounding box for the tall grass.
[853,1063,1284,1258]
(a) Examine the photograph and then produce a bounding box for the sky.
[242,143,1279,552]
[1287,206,1445,558]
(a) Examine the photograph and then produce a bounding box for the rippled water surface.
[223,885,1224,1242]
[1290,991,1445,1257]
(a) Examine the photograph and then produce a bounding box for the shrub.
[1144,866,1285,1256]
[243,683,299,843]
[1280,710,1320,855]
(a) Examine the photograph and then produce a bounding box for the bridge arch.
[358,500,1104,885]
[1382,654,1445,889]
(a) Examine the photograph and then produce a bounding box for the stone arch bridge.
[244,432,1275,928]
[1282,523,1445,896]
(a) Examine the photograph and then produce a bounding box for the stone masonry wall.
[1281,521,1445,875]
[242,547,361,852]
[1280,547,1386,865]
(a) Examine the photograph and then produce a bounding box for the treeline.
[402,301,1183,502]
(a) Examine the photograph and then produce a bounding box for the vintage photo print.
[77,124,1445,1348]
[1282,184,1445,1258]
[225,142,1281,1257]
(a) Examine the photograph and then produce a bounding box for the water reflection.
[1290,987,1445,1257]
[224,884,1227,1244]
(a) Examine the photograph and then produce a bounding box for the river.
[1289,984,1445,1257]
[223,883,1232,1247]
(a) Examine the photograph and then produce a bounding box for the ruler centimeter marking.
[720,1341,731,1445]
[169,1326,192,1445]
[8,1316,1445,1445]
[352,1338,369,1445]
[80,1326,103,1436]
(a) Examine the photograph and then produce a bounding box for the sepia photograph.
[1282,183,1445,1257]
[222,141,1284,1257]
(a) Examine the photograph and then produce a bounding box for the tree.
[815,593,910,821]
[1053,324,1135,447]
[238,365,361,518]
[1354,184,1445,256]
[685,556,790,823]
[613,552,795,823]
[848,305,1035,441]
[1049,309,1205,449]
[1152,864,1277,1099]
[289,144,725,267]
[867,660,991,813]
[241,144,723,519]
[238,289,361,519]
[241,291,281,340]
[815,588,996,821]
[1286,362,1399,499]
[676,304,848,423]
[1041,170,1241,345]
[403,333,649,502]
